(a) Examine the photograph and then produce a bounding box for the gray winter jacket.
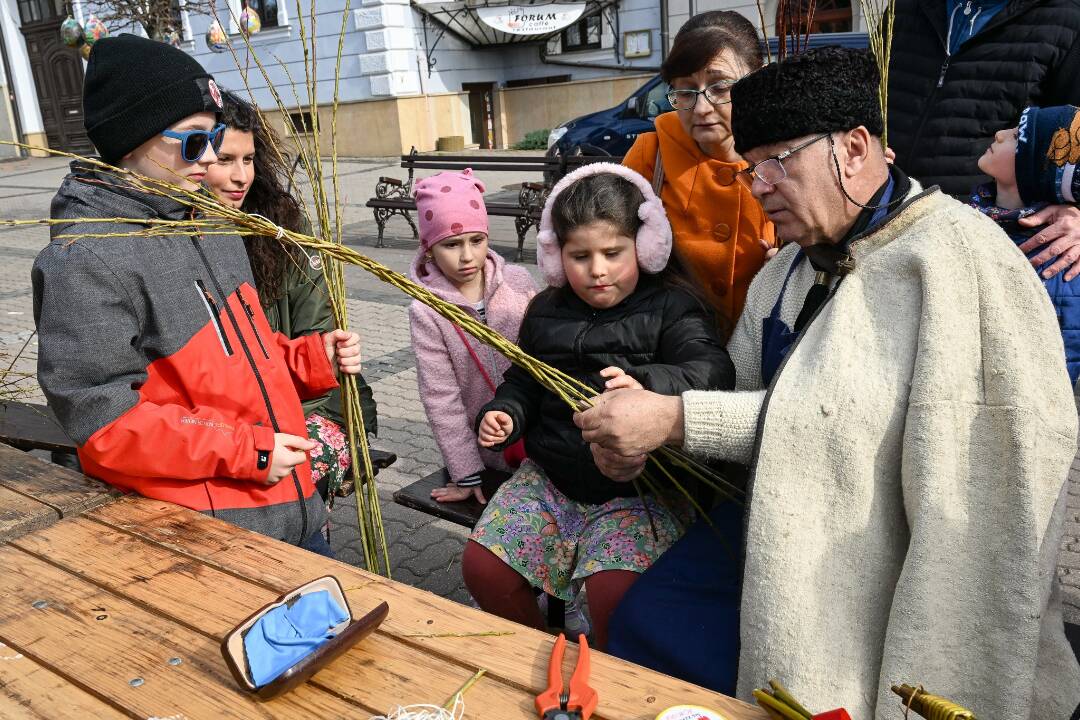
[32,164,335,545]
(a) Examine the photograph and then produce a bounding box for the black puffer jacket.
[887,0,1080,197]
[479,275,734,505]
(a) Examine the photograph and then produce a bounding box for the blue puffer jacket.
[970,184,1080,384]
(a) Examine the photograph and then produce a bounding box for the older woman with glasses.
[623,10,774,330]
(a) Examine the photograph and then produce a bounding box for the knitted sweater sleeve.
[680,247,796,463]
[409,303,486,483]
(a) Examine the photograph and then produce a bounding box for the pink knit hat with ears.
[413,168,489,251]
[535,162,672,287]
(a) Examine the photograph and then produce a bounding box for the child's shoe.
[563,592,592,640]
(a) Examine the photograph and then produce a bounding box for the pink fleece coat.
[408,249,537,483]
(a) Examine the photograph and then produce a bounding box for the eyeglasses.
[734,133,831,190]
[161,123,226,163]
[665,80,737,111]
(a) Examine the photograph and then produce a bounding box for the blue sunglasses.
[161,123,226,163]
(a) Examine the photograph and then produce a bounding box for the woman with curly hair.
[205,90,378,519]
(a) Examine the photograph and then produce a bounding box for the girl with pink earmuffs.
[461,163,735,649]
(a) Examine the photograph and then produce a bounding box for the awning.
[412,0,614,48]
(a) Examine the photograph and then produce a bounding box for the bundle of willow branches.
[892,684,976,720]
[8,0,744,570]
[858,0,896,148]
[753,680,816,720]
[165,0,745,525]
[209,0,392,574]
[774,0,818,61]
[751,0,819,64]
[1,139,745,530]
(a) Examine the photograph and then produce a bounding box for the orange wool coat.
[623,111,774,326]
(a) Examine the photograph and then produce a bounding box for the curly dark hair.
[219,90,304,305]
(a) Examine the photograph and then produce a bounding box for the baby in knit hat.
[971,104,1080,383]
[407,168,537,504]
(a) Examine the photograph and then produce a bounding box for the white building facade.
[0,0,662,155]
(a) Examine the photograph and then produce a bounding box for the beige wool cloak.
[682,185,1080,719]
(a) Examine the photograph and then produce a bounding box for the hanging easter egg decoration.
[239,4,261,36]
[79,42,92,60]
[205,19,228,53]
[155,27,182,48]
[60,16,84,48]
[83,15,108,46]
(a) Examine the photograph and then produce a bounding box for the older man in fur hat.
[576,47,1080,719]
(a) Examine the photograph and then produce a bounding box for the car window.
[644,81,672,118]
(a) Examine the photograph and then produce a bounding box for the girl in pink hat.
[464,163,734,649]
[408,169,537,504]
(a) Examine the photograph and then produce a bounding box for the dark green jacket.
[262,257,378,434]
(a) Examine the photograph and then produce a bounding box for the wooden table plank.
[0,483,59,542]
[0,443,118,520]
[0,639,129,719]
[10,517,543,718]
[0,545,374,719]
[89,497,768,720]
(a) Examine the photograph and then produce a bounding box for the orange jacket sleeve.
[274,331,340,401]
[81,400,277,483]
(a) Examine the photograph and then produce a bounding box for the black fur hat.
[731,46,883,155]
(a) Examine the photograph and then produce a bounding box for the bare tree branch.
[88,0,215,41]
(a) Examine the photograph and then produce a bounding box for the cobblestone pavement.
[0,155,1077,625]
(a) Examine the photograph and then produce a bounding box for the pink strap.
[451,325,497,392]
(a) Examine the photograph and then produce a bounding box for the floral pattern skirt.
[306,412,351,503]
[469,460,692,602]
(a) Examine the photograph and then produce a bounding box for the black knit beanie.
[730,46,883,155]
[83,34,224,163]
[1015,105,1080,206]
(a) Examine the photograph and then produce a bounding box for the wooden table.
[0,445,767,720]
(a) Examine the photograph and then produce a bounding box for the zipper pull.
[963,0,972,14]
[240,295,254,317]
[196,279,218,311]
[937,57,951,87]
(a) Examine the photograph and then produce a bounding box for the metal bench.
[0,401,75,454]
[365,148,618,260]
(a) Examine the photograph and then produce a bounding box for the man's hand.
[1018,204,1080,280]
[573,389,684,457]
[323,329,362,374]
[478,410,514,447]
[591,443,647,482]
[267,433,317,484]
[599,366,643,392]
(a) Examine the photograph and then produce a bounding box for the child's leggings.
[461,539,637,650]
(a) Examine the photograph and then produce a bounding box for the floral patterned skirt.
[469,460,692,602]
[306,412,351,503]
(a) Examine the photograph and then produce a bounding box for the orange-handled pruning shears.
[535,633,598,720]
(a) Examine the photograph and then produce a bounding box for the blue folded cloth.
[243,589,349,687]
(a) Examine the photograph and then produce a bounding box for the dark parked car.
[545,32,870,173]
[546,74,671,163]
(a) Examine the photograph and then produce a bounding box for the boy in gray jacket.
[33,35,361,555]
